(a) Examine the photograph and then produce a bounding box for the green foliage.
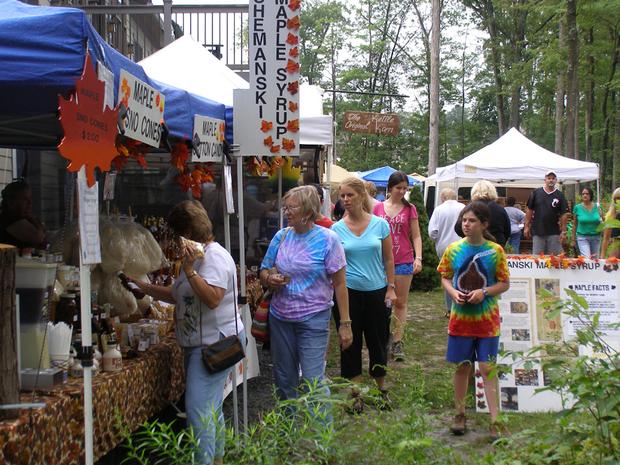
[407,185,441,291]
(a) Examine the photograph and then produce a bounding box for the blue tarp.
[358,165,419,188]
[0,0,227,147]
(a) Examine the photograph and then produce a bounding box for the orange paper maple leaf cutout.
[270,144,281,154]
[287,119,300,133]
[289,0,301,11]
[120,78,131,108]
[286,33,299,46]
[289,47,299,58]
[263,136,274,147]
[272,156,285,168]
[287,16,300,30]
[171,142,189,172]
[261,120,274,132]
[282,138,296,152]
[288,101,299,112]
[58,54,120,187]
[287,81,299,95]
[286,59,300,74]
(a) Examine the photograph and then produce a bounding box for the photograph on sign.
[343,111,400,136]
[192,115,226,163]
[118,70,164,148]
[239,0,300,157]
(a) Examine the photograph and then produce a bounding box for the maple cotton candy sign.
[235,0,301,157]
[192,116,226,163]
[118,70,165,148]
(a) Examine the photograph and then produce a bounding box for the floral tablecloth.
[0,336,185,465]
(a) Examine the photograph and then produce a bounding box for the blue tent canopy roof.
[358,166,419,188]
[0,0,227,147]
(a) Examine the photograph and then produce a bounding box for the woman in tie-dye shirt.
[438,201,510,440]
[260,186,352,404]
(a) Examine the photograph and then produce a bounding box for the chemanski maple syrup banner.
[474,257,619,413]
[118,69,165,148]
[235,0,301,157]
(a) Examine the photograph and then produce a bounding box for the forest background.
[299,0,620,197]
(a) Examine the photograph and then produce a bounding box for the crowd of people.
[3,172,618,465]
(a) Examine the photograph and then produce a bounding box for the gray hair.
[283,185,320,222]
[471,180,498,201]
[440,188,457,202]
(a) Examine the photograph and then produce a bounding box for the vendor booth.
[358,165,419,187]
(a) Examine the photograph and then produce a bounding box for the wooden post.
[0,244,19,420]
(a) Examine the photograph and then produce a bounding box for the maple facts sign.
[343,111,400,136]
[192,116,226,163]
[118,70,165,148]
[237,0,301,157]
[58,54,120,187]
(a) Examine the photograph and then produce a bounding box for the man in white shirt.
[428,188,464,313]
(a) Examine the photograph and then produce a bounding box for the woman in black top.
[454,180,510,247]
[0,180,46,249]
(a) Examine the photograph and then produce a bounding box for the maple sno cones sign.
[118,70,165,148]
[58,54,120,187]
[235,0,301,157]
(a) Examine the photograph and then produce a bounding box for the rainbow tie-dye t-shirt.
[437,238,509,337]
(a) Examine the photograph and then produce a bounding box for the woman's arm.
[382,234,397,303]
[441,277,467,305]
[409,217,423,274]
[332,267,353,349]
[132,279,176,305]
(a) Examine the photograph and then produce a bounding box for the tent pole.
[235,154,248,431]
[79,256,94,465]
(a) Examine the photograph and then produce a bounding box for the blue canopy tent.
[358,165,419,188]
[0,0,227,148]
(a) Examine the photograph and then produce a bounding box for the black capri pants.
[334,286,391,379]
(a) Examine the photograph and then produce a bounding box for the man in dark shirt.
[524,171,569,255]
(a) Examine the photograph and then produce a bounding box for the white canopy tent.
[425,128,600,204]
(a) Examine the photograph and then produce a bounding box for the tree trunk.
[428,0,441,175]
[508,0,527,130]
[565,0,578,201]
[0,244,19,420]
[554,19,565,155]
[585,28,595,161]
[487,3,507,136]
[614,91,620,189]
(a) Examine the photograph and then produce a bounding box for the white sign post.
[117,70,165,148]
[235,0,301,157]
[192,115,226,163]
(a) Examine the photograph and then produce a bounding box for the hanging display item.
[57,54,120,187]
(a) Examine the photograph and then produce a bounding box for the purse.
[201,273,245,374]
[251,228,290,343]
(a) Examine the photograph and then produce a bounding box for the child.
[437,201,510,440]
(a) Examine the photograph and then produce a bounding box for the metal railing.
[49,0,249,74]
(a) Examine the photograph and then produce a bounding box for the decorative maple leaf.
[287,16,300,30]
[270,144,281,154]
[289,47,299,58]
[120,78,131,108]
[286,33,299,46]
[261,120,273,132]
[287,81,299,95]
[112,155,128,172]
[263,136,274,147]
[288,101,299,112]
[282,138,296,152]
[288,0,301,11]
[171,142,189,172]
[287,119,300,132]
[218,122,226,142]
[286,59,300,74]
[58,54,120,187]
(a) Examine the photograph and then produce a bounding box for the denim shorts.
[394,262,414,275]
[446,335,500,364]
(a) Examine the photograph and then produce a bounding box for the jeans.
[184,330,246,465]
[532,235,563,255]
[269,309,331,401]
[576,235,601,258]
[508,231,522,254]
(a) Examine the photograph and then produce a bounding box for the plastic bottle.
[102,335,123,372]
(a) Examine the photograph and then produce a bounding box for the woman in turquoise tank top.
[571,187,602,258]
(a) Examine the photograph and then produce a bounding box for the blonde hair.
[168,200,215,243]
[283,185,320,222]
[363,180,377,197]
[606,187,620,221]
[440,188,457,202]
[340,177,371,213]
[471,180,498,201]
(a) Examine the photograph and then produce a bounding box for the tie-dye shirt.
[437,238,509,337]
[261,226,346,321]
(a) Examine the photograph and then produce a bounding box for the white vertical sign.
[235,0,301,157]
[77,167,101,265]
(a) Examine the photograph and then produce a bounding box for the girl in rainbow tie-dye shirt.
[438,201,510,440]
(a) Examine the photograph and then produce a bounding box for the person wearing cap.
[524,171,569,255]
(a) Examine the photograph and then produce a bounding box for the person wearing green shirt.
[571,187,603,258]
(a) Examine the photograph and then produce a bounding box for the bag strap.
[273,227,291,271]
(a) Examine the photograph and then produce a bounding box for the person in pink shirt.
[373,171,423,361]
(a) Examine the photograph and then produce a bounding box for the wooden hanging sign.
[343,111,400,136]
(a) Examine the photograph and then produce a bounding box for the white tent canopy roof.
[139,35,332,145]
[432,128,599,185]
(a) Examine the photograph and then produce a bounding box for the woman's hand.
[450,288,468,305]
[465,289,485,305]
[338,324,353,350]
[181,243,202,276]
[266,272,287,290]
[413,258,423,275]
[128,276,150,294]
[385,286,397,306]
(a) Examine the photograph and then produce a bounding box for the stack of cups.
[47,321,73,370]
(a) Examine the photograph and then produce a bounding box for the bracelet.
[339,319,352,325]
[186,270,198,280]
[415,257,423,262]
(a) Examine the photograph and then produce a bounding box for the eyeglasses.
[281,205,302,214]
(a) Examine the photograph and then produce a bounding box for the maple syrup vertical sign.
[236,0,301,157]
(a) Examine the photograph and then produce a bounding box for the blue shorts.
[446,335,500,364]
[394,263,413,275]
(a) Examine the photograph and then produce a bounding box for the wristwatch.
[482,287,488,297]
[388,283,396,289]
